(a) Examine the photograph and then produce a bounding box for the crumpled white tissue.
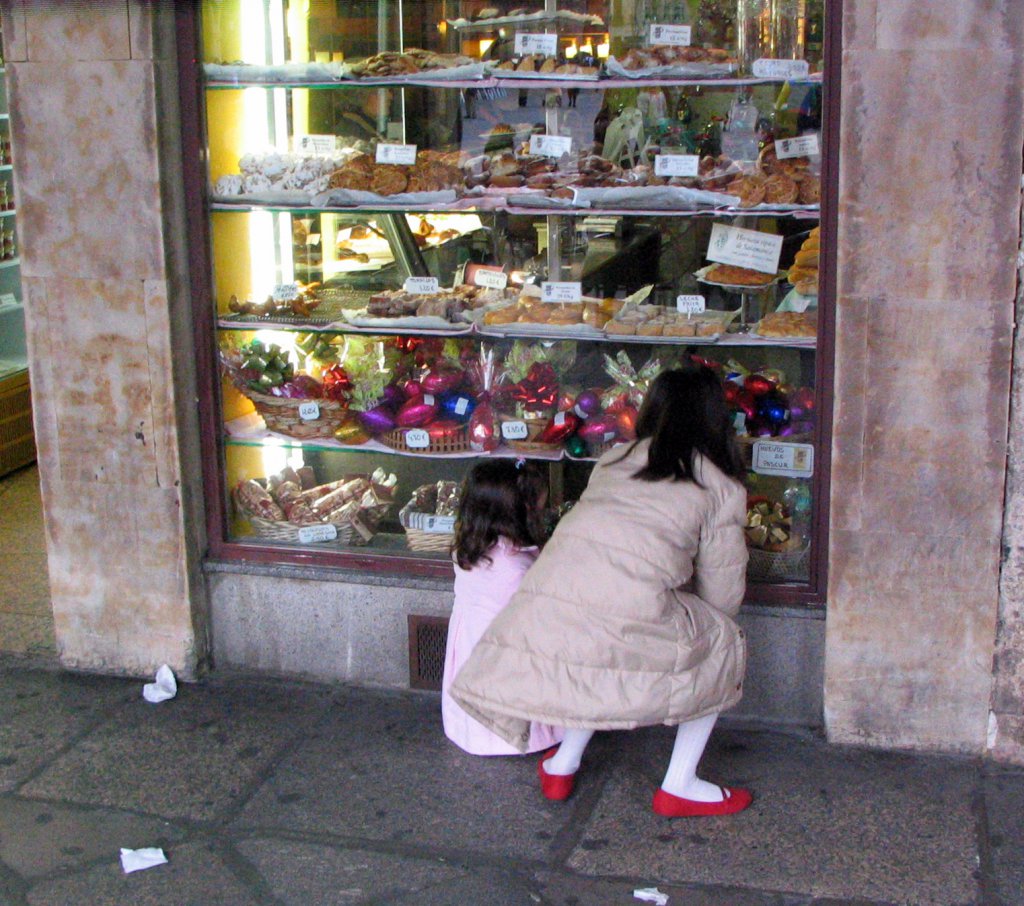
[633,888,669,905]
[120,847,168,874]
[142,665,177,703]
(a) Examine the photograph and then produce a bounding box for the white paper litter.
[142,665,177,703]
[120,847,168,874]
[633,887,669,905]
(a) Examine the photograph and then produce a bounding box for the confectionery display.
[200,0,829,590]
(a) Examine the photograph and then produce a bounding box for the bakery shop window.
[191,0,834,605]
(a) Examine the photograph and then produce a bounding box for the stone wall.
[0,1,208,677]
[825,0,1024,756]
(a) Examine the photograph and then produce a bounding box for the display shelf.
[0,165,12,172]
[0,209,15,217]
[0,257,19,269]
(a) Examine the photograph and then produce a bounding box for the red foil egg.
[537,411,579,444]
[420,367,463,396]
[744,374,774,397]
[468,401,499,452]
[615,406,638,440]
[577,414,619,443]
[395,393,439,428]
[427,419,463,440]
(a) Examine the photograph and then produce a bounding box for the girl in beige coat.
[451,366,752,817]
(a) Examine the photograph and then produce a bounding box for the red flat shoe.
[537,747,575,801]
[652,785,753,818]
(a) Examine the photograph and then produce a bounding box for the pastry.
[794,248,819,268]
[370,165,408,195]
[797,175,821,204]
[755,311,816,338]
[763,173,799,204]
[328,169,372,191]
[539,57,557,73]
[705,263,776,286]
[725,174,766,207]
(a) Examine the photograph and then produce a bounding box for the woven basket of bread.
[399,481,460,552]
[746,545,810,583]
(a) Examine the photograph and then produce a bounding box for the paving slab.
[25,840,253,906]
[0,668,133,791]
[567,726,981,905]
[233,686,593,861]
[0,796,183,879]
[532,870,808,905]
[19,680,330,822]
[983,768,1024,905]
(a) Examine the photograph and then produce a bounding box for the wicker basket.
[380,424,471,455]
[498,413,561,454]
[746,545,810,582]
[399,501,456,552]
[233,484,392,546]
[736,433,812,469]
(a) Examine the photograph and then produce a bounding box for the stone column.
[1,1,207,677]
[825,0,1024,755]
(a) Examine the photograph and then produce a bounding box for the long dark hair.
[623,365,744,484]
[453,460,547,569]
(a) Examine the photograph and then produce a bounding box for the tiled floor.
[0,463,55,658]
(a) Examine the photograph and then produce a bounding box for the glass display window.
[181,0,836,604]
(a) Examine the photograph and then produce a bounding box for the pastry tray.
[695,265,784,291]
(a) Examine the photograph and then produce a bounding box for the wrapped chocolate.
[601,350,663,412]
[745,497,802,552]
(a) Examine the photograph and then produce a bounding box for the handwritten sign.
[752,58,810,80]
[648,23,691,46]
[654,154,700,177]
[298,401,321,421]
[752,441,814,478]
[404,428,430,449]
[297,523,338,544]
[474,268,508,289]
[676,294,706,314]
[0,293,16,307]
[404,276,440,294]
[296,134,335,154]
[776,133,820,159]
[375,143,417,165]
[707,223,783,275]
[501,420,529,441]
[530,134,573,157]
[272,282,300,302]
[515,33,558,56]
[406,512,456,533]
[541,281,582,303]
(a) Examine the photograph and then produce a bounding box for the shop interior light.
[597,40,610,58]
[580,41,594,56]
[479,38,494,56]
[565,42,578,58]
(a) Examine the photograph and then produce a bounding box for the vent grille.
[407,615,450,691]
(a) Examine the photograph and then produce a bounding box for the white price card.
[306,233,321,246]
[272,282,300,302]
[297,523,338,544]
[655,154,700,177]
[0,293,16,307]
[404,276,440,294]
[752,441,814,478]
[648,23,691,46]
[676,294,706,314]
[404,428,430,449]
[453,397,470,416]
[541,281,582,303]
[407,512,457,533]
[752,58,810,80]
[501,420,530,441]
[776,134,820,159]
[530,134,573,157]
[375,143,417,165]
[296,134,336,154]
[298,401,321,421]
[473,267,508,289]
[707,223,783,275]
[515,32,558,56]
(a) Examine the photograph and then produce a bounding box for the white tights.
[542,712,724,803]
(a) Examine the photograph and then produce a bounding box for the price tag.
[298,401,321,421]
[501,420,529,441]
[375,143,417,165]
[514,33,558,56]
[654,154,700,177]
[776,134,820,159]
[272,282,300,302]
[0,292,16,307]
[707,223,783,275]
[407,512,457,533]
[529,134,573,157]
[648,23,691,46]
[676,294,706,314]
[296,134,336,154]
[405,428,430,449]
[297,523,339,544]
[404,276,440,294]
[752,441,814,478]
[752,58,810,80]
[306,233,320,246]
[541,281,582,303]
[474,268,509,289]
[453,397,470,416]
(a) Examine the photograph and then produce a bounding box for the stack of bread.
[788,226,820,295]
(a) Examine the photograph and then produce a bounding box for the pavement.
[0,656,1022,906]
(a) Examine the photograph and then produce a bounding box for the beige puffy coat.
[450,440,749,752]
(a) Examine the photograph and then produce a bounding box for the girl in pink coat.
[441,460,563,756]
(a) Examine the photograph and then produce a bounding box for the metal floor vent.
[407,615,450,690]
